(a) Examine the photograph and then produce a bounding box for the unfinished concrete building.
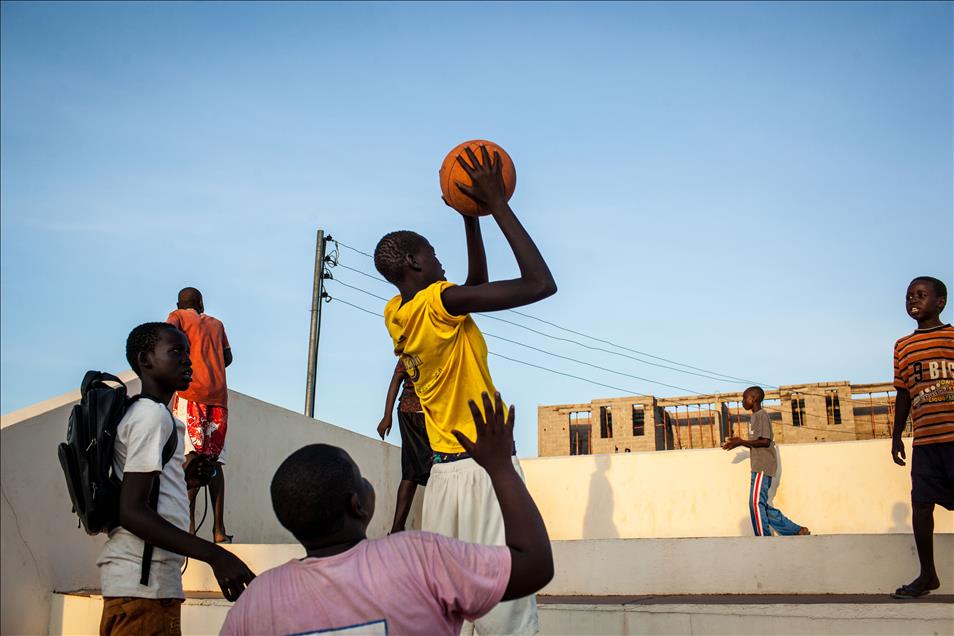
[538,381,904,457]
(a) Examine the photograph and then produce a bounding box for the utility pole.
[304,230,329,417]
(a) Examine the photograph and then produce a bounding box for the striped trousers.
[749,471,802,536]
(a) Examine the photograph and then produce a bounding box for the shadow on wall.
[731,450,752,535]
[889,502,911,533]
[583,455,619,539]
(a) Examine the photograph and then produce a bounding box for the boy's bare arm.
[452,392,554,601]
[119,472,255,600]
[462,216,489,287]
[377,366,405,439]
[722,436,771,450]
[442,146,556,315]
[891,388,911,466]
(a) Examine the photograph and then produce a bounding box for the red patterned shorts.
[173,396,228,462]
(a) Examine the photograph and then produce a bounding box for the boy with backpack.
[221,391,553,636]
[96,322,254,634]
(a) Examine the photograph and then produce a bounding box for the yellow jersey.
[383,281,498,453]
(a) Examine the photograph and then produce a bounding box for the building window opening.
[599,406,613,438]
[791,395,806,427]
[569,411,592,455]
[632,405,645,436]
[825,392,842,425]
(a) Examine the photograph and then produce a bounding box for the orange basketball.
[439,140,516,217]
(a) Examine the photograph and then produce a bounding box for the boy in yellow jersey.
[375,145,556,635]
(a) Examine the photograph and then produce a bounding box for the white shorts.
[173,399,228,464]
[423,456,539,636]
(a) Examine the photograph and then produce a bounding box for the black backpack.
[57,371,177,585]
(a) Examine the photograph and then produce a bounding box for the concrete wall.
[542,535,954,596]
[520,438,954,540]
[170,534,954,597]
[0,378,419,636]
[4,383,952,634]
[49,591,954,636]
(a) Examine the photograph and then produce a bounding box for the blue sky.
[2,1,951,457]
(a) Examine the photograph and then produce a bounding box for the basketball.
[439,140,517,217]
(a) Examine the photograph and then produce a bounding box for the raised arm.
[377,364,406,439]
[462,215,489,287]
[119,472,254,600]
[442,145,556,316]
[452,392,553,601]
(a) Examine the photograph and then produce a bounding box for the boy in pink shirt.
[220,393,553,636]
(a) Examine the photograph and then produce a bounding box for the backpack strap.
[81,370,125,398]
[138,401,180,587]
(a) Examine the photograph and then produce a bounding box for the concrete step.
[50,591,954,636]
[175,534,954,596]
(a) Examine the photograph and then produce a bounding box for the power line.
[504,308,760,385]
[324,293,879,436]
[327,266,746,386]
[324,275,861,426]
[327,240,877,402]
[327,278,693,393]
[331,279,391,302]
[323,293,648,396]
[335,240,375,259]
[330,296,385,319]
[483,331,696,395]
[475,313,744,386]
[326,241,773,387]
[335,262,391,285]
[488,352,647,396]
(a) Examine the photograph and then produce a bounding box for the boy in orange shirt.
[374,145,556,635]
[890,276,953,599]
[167,287,234,543]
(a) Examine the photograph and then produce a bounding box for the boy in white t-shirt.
[97,322,255,635]
[221,391,553,636]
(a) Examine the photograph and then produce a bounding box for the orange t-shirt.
[166,309,230,407]
[893,324,954,446]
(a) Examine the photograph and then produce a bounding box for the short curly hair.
[910,276,947,299]
[744,386,765,403]
[373,231,429,284]
[271,444,361,542]
[125,322,180,376]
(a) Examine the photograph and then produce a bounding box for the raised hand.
[453,391,514,474]
[454,144,507,212]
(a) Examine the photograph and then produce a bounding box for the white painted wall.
[49,591,954,636]
[520,439,954,540]
[1,378,419,636]
[541,535,954,596]
[172,534,954,597]
[4,385,953,635]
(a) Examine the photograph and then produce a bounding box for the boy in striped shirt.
[890,276,954,599]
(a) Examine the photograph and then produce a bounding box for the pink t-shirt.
[220,532,510,636]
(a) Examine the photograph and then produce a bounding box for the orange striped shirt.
[893,324,954,446]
